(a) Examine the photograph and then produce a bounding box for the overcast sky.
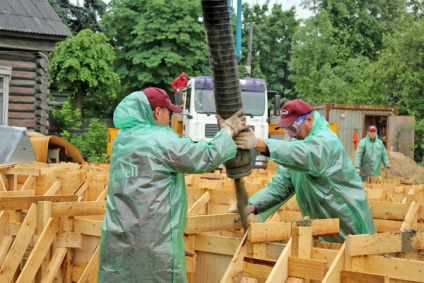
[71,0,313,19]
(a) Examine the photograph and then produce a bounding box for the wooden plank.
[57,232,83,248]
[249,219,339,243]
[0,191,34,197]
[0,174,6,191]
[265,238,292,283]
[243,257,274,281]
[363,255,424,282]
[291,226,312,259]
[20,175,35,191]
[0,236,13,267]
[40,248,67,283]
[44,180,62,196]
[185,252,196,273]
[321,242,345,283]
[400,201,419,230]
[0,195,78,210]
[195,234,241,256]
[185,214,243,234]
[374,219,402,233]
[187,192,210,216]
[16,217,60,283]
[221,232,248,282]
[51,201,106,217]
[74,219,102,237]
[288,257,328,281]
[369,201,408,221]
[5,167,40,176]
[340,270,386,283]
[346,230,424,256]
[0,204,37,283]
[77,244,99,283]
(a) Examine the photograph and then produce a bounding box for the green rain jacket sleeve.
[354,139,366,168]
[382,142,390,167]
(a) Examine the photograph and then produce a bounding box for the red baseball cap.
[275,99,313,129]
[368,125,377,131]
[142,87,182,113]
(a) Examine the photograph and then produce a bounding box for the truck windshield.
[194,89,265,116]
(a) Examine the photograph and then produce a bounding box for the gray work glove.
[356,168,361,174]
[216,109,249,138]
[228,204,256,222]
[234,128,258,150]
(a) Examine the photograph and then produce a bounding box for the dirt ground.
[350,151,424,184]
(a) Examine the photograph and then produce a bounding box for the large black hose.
[201,0,250,231]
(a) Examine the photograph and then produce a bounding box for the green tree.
[50,29,121,117]
[49,0,106,34]
[101,0,210,97]
[365,19,424,161]
[241,3,299,99]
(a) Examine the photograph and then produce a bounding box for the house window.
[0,66,12,126]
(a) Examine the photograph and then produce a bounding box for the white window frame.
[0,66,12,126]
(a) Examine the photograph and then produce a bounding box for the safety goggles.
[283,112,311,138]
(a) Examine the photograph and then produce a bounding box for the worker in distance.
[232,99,376,242]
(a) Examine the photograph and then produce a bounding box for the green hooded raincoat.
[249,111,376,242]
[355,134,390,181]
[98,91,237,282]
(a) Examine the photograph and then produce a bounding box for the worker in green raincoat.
[355,125,390,182]
[98,87,249,282]
[233,99,376,243]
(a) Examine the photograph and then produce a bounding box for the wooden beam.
[340,270,386,283]
[0,195,78,210]
[362,255,424,282]
[221,232,248,282]
[265,238,292,283]
[56,232,83,249]
[74,219,102,237]
[5,167,40,176]
[77,244,99,283]
[288,257,328,281]
[16,217,59,283]
[291,226,312,259]
[19,175,35,191]
[185,214,243,234]
[249,219,339,243]
[346,230,424,256]
[0,236,13,267]
[40,248,67,283]
[0,204,37,283]
[400,201,419,230]
[187,192,210,216]
[44,181,62,196]
[51,201,106,217]
[195,234,241,256]
[321,242,345,283]
[243,257,274,281]
[369,201,408,221]
[0,191,34,197]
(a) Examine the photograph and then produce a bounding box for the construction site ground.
[0,150,423,282]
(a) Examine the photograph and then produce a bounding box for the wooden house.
[0,0,71,134]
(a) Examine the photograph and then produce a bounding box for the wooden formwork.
[1,162,424,283]
[0,162,108,283]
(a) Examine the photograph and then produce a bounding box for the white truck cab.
[174,76,269,168]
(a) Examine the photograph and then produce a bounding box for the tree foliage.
[50,29,121,117]
[240,3,299,99]
[101,0,210,97]
[49,0,106,34]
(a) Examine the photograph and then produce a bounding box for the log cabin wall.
[0,51,50,134]
[0,0,72,134]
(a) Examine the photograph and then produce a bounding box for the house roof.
[0,0,72,37]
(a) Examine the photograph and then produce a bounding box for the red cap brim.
[166,100,183,113]
[275,116,297,130]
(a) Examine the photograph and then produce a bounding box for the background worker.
[171,72,189,96]
[233,99,376,243]
[355,125,390,181]
[98,87,248,282]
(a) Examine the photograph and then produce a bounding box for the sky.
[71,0,313,19]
